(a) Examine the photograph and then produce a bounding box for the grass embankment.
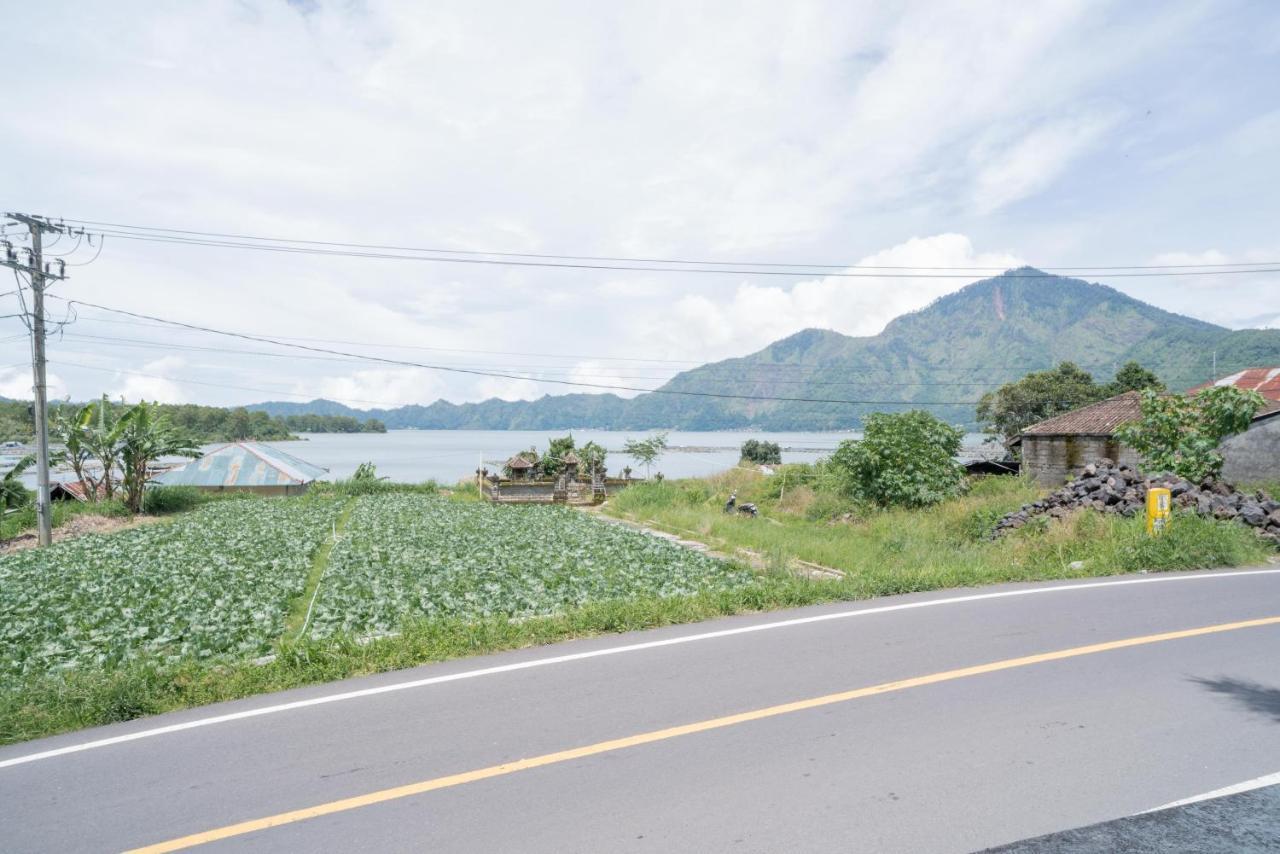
[1,472,1273,746]
[603,467,1275,590]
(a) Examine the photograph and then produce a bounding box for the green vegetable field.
[306,494,754,638]
[0,493,753,685]
[0,498,342,683]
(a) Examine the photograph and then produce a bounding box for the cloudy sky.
[2,1,1278,408]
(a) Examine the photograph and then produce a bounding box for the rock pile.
[992,459,1280,545]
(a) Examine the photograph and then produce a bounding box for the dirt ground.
[0,513,167,554]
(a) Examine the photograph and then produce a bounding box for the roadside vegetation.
[605,467,1272,586]
[1,403,1275,746]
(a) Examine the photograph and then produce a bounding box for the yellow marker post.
[1146,487,1172,536]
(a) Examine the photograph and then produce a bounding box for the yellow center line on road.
[127,615,1280,853]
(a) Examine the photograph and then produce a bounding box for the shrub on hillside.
[829,410,966,508]
[740,439,782,465]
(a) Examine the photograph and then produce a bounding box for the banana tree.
[118,401,200,513]
[0,453,35,509]
[50,402,100,500]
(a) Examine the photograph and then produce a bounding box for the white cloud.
[310,368,447,408]
[0,2,1272,407]
[647,234,1022,360]
[108,357,188,403]
[971,112,1121,214]
[0,367,66,401]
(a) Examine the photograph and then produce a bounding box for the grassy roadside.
[603,468,1276,587]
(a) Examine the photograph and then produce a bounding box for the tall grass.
[605,471,1274,587]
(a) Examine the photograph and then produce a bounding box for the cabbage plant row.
[307,494,754,638]
[0,497,341,683]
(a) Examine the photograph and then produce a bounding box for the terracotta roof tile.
[1020,392,1143,436]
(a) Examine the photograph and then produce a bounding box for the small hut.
[506,453,536,481]
[50,480,110,502]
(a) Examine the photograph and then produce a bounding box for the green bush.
[740,439,782,465]
[143,486,212,515]
[829,410,966,508]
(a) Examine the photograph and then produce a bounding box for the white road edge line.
[1146,770,1280,812]
[3,568,1279,770]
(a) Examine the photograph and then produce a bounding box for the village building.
[49,480,110,502]
[1016,369,1280,486]
[505,453,536,481]
[153,441,327,496]
[1014,392,1144,485]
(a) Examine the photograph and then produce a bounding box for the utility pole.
[1,213,69,546]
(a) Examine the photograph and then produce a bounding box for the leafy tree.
[0,454,34,509]
[977,362,1100,447]
[352,461,379,482]
[623,431,668,479]
[82,395,131,500]
[578,440,607,477]
[828,411,965,507]
[740,439,782,465]
[50,402,99,499]
[1115,386,1264,481]
[1102,361,1164,397]
[118,401,201,513]
[541,435,577,478]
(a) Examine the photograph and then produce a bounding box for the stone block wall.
[1021,434,1141,486]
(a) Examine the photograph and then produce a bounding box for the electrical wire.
[53,216,1280,272]
[56,332,1044,387]
[49,359,429,408]
[52,298,984,406]
[71,228,1280,278]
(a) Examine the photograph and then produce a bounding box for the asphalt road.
[3,567,1280,853]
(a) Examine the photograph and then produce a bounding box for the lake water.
[248,429,992,484]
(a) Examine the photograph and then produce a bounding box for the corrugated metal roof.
[1189,367,1280,414]
[155,442,328,487]
[1020,392,1144,436]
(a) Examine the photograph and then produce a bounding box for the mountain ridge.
[246,269,1280,430]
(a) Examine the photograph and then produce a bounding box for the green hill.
[248,269,1280,430]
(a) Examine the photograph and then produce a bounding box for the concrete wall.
[484,479,635,504]
[1021,435,1141,486]
[1220,416,1280,485]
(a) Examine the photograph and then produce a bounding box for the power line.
[53,216,1280,273]
[49,360,426,409]
[55,333,1047,388]
[47,314,1269,385]
[52,298,983,406]
[62,226,1280,278]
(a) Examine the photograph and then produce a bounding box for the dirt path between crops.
[0,513,168,554]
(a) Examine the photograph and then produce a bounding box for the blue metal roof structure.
[155,442,329,487]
